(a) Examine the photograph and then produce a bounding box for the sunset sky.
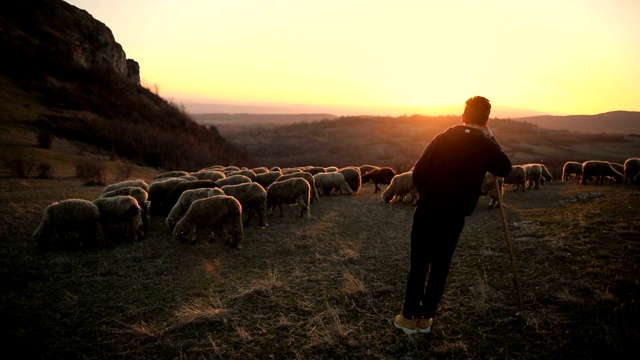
[66,0,639,117]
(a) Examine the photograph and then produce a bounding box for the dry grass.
[1,175,640,359]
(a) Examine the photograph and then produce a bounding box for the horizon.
[66,0,640,116]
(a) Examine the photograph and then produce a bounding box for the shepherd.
[393,96,512,334]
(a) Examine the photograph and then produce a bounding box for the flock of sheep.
[32,157,640,251]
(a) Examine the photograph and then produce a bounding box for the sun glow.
[67,0,640,116]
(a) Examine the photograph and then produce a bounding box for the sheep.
[274,171,320,203]
[361,167,396,193]
[92,195,143,244]
[100,186,150,235]
[33,199,104,250]
[227,169,258,182]
[313,172,353,196]
[504,165,527,192]
[190,170,226,182]
[266,177,311,218]
[148,177,188,215]
[338,167,362,194]
[303,166,326,175]
[623,158,640,184]
[215,174,253,187]
[282,168,303,175]
[562,161,583,182]
[540,164,553,183]
[102,179,149,194]
[358,165,379,177]
[381,171,418,205]
[250,166,270,175]
[220,182,268,227]
[256,170,283,188]
[480,172,504,209]
[153,171,190,181]
[325,166,339,172]
[523,164,543,190]
[173,195,244,247]
[157,180,219,216]
[580,160,623,185]
[165,188,225,230]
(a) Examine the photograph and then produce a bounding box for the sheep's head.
[174,226,196,244]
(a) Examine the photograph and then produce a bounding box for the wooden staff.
[493,175,524,314]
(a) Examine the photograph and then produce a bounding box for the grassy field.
[1,175,639,359]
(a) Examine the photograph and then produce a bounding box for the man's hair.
[463,96,491,126]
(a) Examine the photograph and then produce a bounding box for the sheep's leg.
[243,209,255,226]
[374,183,380,193]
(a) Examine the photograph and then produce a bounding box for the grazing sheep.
[523,164,543,190]
[313,172,353,196]
[33,199,104,250]
[623,158,640,184]
[100,186,150,235]
[250,167,270,175]
[562,161,583,182]
[303,166,326,175]
[540,164,553,183]
[480,172,504,209]
[504,165,527,192]
[611,162,624,176]
[165,188,224,230]
[157,180,219,216]
[581,160,623,185]
[215,174,253,187]
[190,170,226,182]
[361,167,396,193]
[221,182,268,227]
[359,165,379,177]
[282,168,303,175]
[93,195,143,244]
[338,167,362,194]
[102,179,150,194]
[148,177,188,215]
[266,177,311,218]
[324,166,339,172]
[153,171,190,181]
[173,195,244,247]
[256,170,283,188]
[227,169,258,182]
[275,171,320,203]
[381,171,418,205]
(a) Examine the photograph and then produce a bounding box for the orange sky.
[66,0,640,116]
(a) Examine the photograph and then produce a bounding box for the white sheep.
[313,172,353,196]
[562,161,583,182]
[100,186,151,235]
[148,177,188,215]
[165,188,225,230]
[275,171,320,203]
[190,170,226,182]
[266,177,311,218]
[215,174,253,187]
[33,199,104,250]
[102,179,150,194]
[220,182,269,227]
[480,172,504,209]
[256,170,283,189]
[302,166,326,175]
[157,180,219,216]
[623,158,640,184]
[92,195,143,244]
[153,171,190,181]
[523,164,543,190]
[381,171,418,205]
[173,195,244,247]
[226,169,258,182]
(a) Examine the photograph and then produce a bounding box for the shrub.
[37,162,54,179]
[3,156,36,178]
[75,158,106,186]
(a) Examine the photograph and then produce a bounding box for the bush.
[3,156,36,178]
[37,162,54,179]
[75,158,106,186]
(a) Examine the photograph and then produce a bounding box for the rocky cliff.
[0,0,139,83]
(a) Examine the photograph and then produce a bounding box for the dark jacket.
[412,125,512,216]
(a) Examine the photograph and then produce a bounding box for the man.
[394,96,512,335]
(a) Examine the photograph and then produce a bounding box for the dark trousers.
[402,205,465,319]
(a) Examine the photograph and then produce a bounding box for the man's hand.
[482,127,494,138]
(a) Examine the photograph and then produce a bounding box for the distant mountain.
[514,111,640,134]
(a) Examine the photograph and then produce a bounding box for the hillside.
[192,114,640,175]
[514,111,640,134]
[0,0,252,174]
